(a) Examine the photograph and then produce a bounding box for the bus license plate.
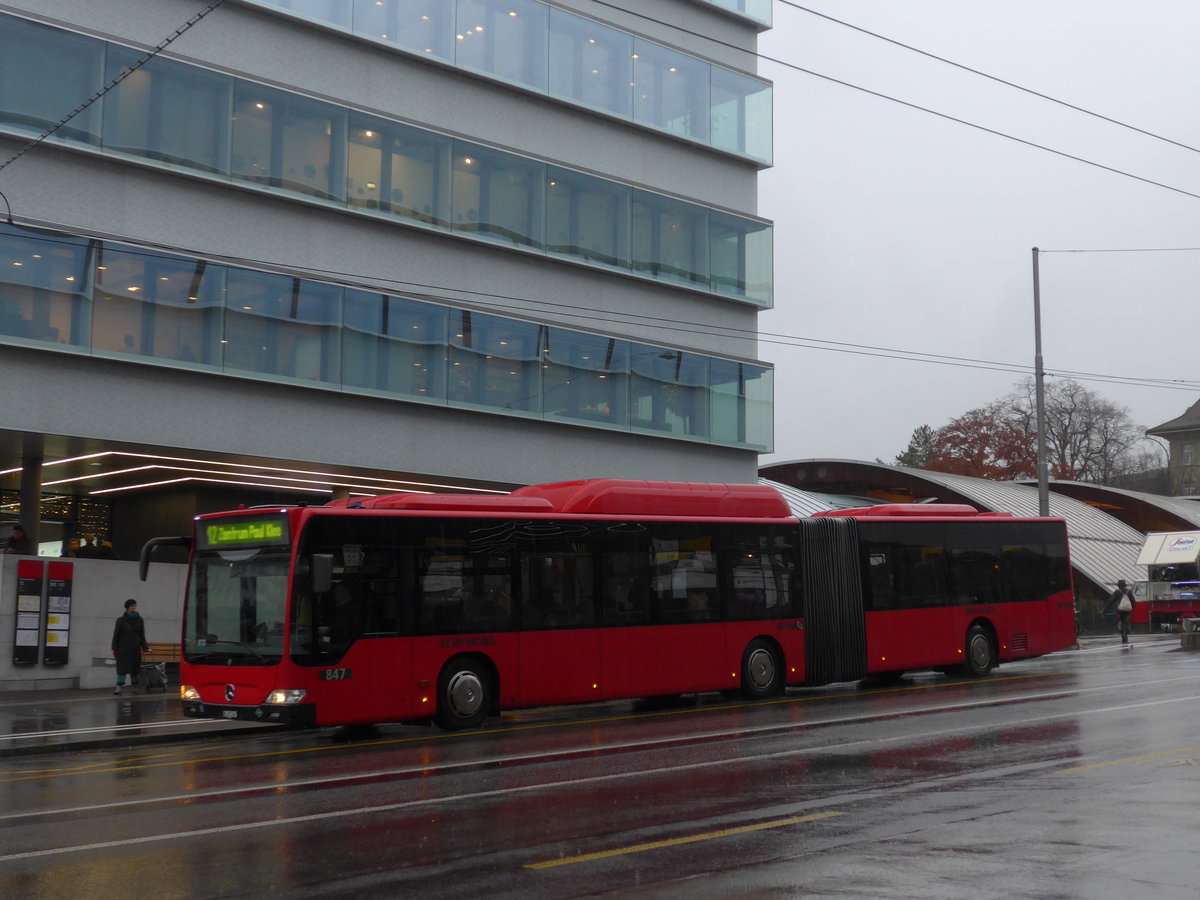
[222,710,237,719]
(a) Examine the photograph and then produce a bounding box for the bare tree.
[900,377,1149,485]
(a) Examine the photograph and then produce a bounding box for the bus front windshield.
[184,549,290,666]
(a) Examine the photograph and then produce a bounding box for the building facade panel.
[0,0,773,543]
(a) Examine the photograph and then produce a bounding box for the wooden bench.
[143,642,181,664]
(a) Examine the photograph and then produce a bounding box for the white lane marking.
[1,719,253,742]
[0,691,1196,862]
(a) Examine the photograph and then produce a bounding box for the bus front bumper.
[182,700,316,727]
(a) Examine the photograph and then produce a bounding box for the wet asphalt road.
[1,635,1197,899]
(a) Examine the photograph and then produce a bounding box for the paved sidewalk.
[0,633,1182,759]
[0,686,281,758]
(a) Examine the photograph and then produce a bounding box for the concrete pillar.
[19,432,43,549]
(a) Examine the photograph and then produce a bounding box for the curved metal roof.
[758,478,835,516]
[1018,479,1200,531]
[760,459,1145,597]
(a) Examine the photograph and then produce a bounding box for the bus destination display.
[200,516,289,549]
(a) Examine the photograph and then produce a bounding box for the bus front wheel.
[741,640,782,699]
[434,659,491,730]
[962,625,995,678]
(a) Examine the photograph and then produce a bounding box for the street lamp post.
[1032,247,1050,516]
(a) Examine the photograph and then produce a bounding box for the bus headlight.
[265,689,307,705]
[180,685,200,701]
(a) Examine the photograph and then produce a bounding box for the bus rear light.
[265,689,307,705]
[180,684,200,701]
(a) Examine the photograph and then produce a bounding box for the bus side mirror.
[139,536,192,581]
[312,553,334,594]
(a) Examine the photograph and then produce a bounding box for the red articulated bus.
[140,479,1075,730]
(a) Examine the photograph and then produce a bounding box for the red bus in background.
[141,480,1075,730]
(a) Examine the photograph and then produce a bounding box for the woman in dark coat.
[112,599,148,694]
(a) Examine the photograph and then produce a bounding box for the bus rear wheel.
[741,639,782,699]
[962,625,995,678]
[434,659,491,731]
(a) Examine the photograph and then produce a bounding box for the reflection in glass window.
[543,329,629,427]
[92,247,224,366]
[237,2,770,162]
[231,82,346,201]
[353,0,453,59]
[0,226,92,345]
[630,346,709,438]
[651,530,718,623]
[711,67,772,161]
[273,0,351,27]
[710,359,772,451]
[347,112,449,225]
[342,289,447,400]
[710,212,772,303]
[223,270,341,383]
[448,311,543,413]
[548,9,632,117]
[103,48,232,174]
[455,0,549,91]
[0,16,103,144]
[546,167,629,268]
[632,40,709,143]
[452,143,544,248]
[0,223,774,451]
[632,192,708,288]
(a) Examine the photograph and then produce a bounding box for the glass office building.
[0,0,774,546]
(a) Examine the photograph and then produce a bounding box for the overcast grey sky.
[755,1,1200,466]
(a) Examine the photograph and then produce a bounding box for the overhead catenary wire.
[0,5,1195,399]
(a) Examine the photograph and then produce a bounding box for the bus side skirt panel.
[800,518,867,685]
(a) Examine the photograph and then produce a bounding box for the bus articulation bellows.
[140,479,1075,730]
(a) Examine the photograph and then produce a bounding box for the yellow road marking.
[526,811,845,870]
[1059,745,1200,774]
[0,671,1063,784]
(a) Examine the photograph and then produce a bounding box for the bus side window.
[598,544,649,626]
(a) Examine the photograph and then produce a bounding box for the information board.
[12,558,44,666]
[43,561,73,665]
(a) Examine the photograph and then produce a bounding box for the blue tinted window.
[232,81,346,201]
[633,39,709,143]
[455,0,549,91]
[448,311,543,413]
[632,192,708,289]
[352,0,454,60]
[0,225,92,346]
[223,270,342,383]
[548,9,631,117]
[544,329,629,428]
[630,346,709,439]
[342,289,447,399]
[452,142,545,249]
[103,48,231,174]
[92,247,225,367]
[0,16,103,145]
[347,112,449,226]
[546,167,629,269]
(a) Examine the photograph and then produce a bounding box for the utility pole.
[1032,248,1049,517]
